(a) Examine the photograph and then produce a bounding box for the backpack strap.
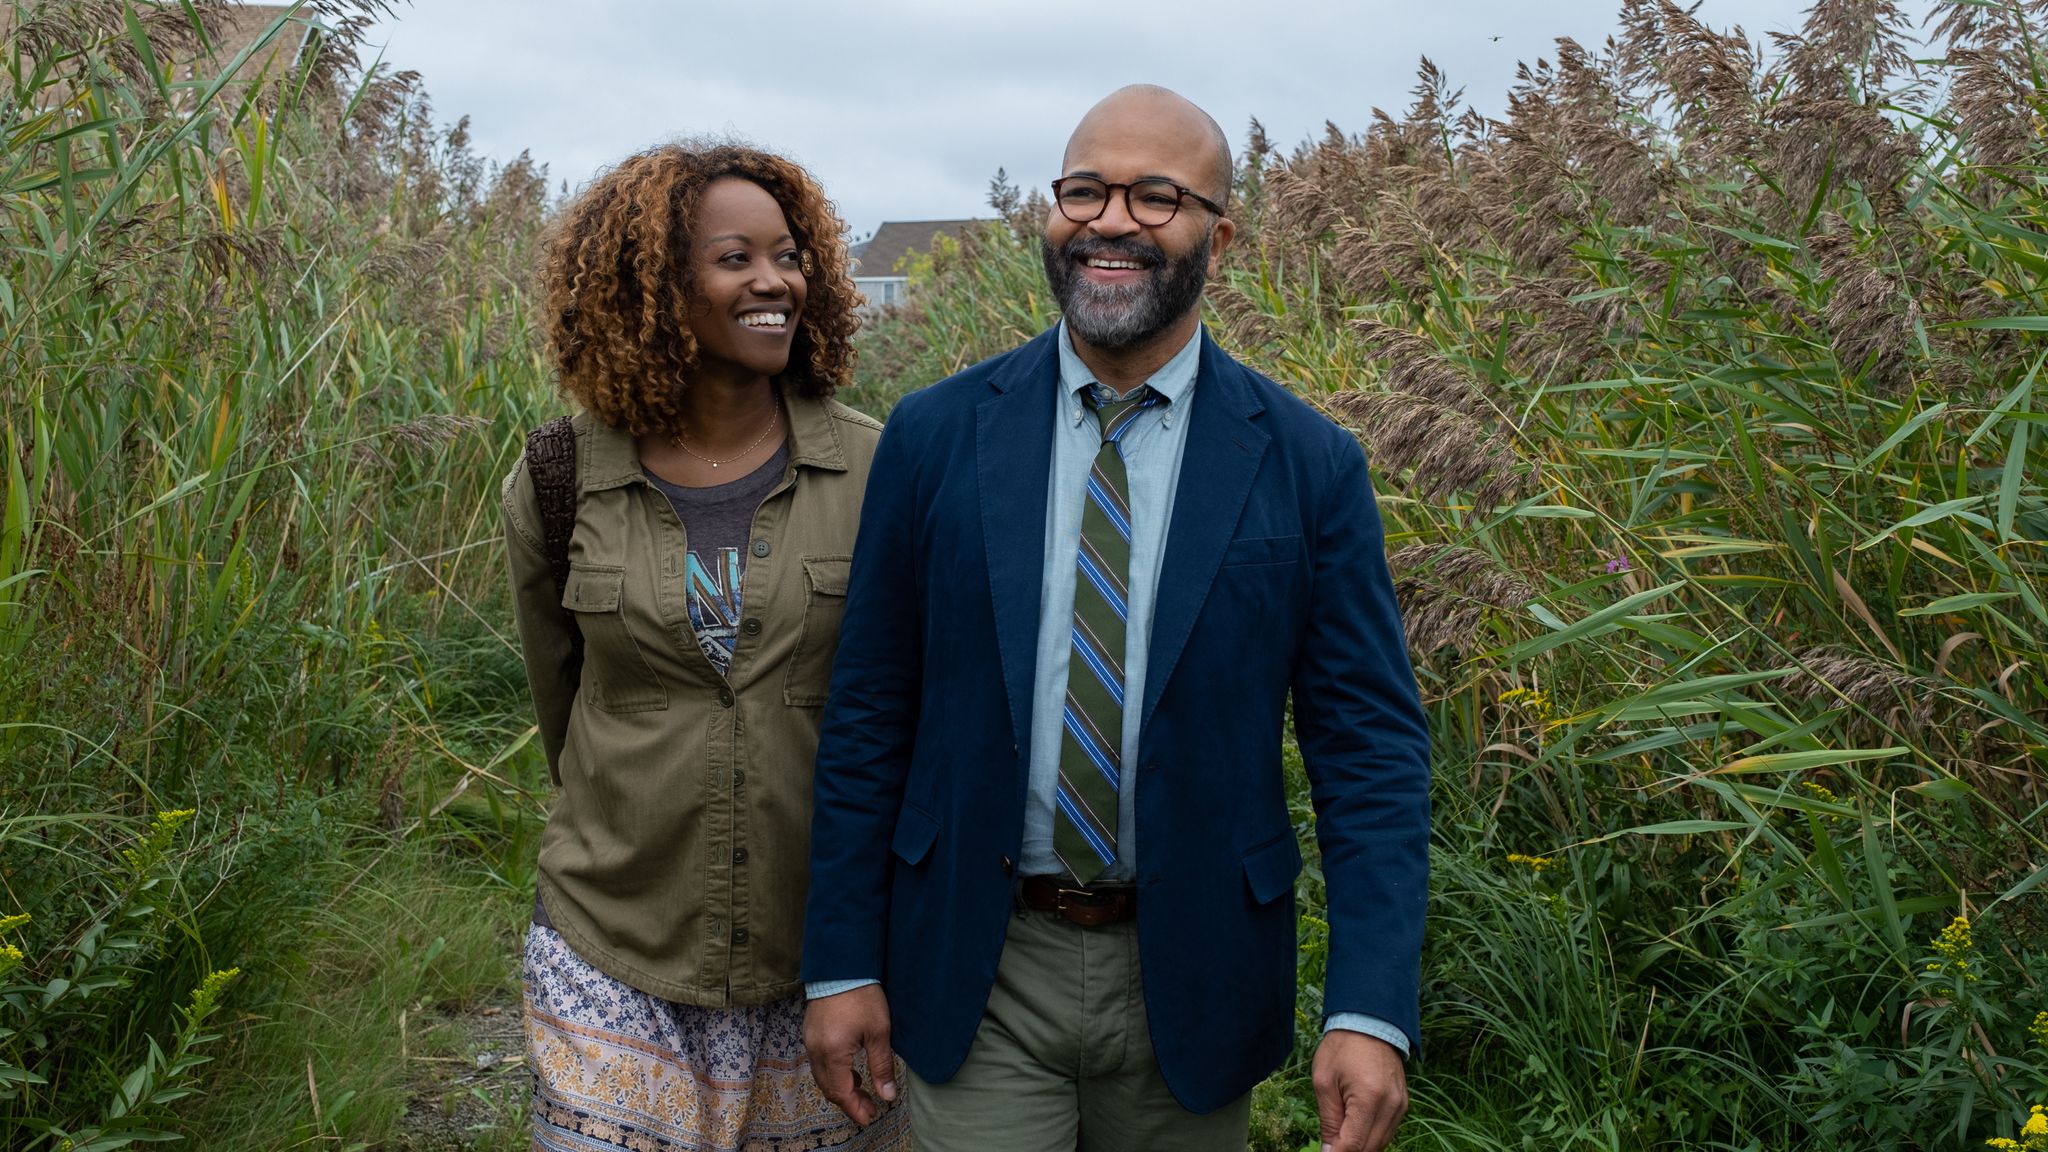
[523,415,584,681]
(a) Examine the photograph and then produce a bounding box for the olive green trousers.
[904,905,1252,1152]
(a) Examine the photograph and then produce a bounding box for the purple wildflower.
[1605,555,1632,575]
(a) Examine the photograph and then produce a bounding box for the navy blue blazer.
[801,327,1430,1113]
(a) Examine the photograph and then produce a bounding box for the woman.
[502,141,907,1151]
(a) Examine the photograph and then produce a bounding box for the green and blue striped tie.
[1052,385,1162,884]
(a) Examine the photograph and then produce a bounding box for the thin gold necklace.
[671,401,780,469]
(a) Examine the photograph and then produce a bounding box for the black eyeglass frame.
[1049,176,1228,226]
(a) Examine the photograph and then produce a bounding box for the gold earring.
[798,250,817,276]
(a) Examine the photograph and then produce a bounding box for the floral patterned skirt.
[523,924,911,1152]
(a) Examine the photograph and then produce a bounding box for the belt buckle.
[1054,886,1095,915]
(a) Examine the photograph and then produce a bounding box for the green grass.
[181,829,532,1151]
[0,3,554,1147]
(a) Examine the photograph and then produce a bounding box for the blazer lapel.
[976,328,1061,754]
[1142,334,1270,730]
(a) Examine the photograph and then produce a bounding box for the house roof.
[852,219,984,279]
[0,4,311,97]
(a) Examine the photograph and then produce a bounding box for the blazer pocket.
[890,804,940,867]
[1220,534,1302,568]
[1242,831,1304,905]
[783,555,851,707]
[562,564,668,713]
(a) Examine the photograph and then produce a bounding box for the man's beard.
[1040,228,1212,352]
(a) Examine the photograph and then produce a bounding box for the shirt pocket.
[782,555,851,706]
[562,564,668,713]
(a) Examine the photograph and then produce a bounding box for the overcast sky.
[358,0,1940,240]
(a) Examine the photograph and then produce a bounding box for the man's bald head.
[1063,84,1233,205]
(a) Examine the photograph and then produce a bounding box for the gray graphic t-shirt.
[643,443,789,678]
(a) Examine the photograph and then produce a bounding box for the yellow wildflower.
[0,943,23,978]
[1922,915,1981,998]
[184,967,240,1021]
[122,808,199,872]
[1506,853,1555,872]
[1800,781,1838,805]
[1499,687,1554,721]
[2030,1011,2048,1050]
[1931,916,1977,976]
[0,912,28,934]
[1986,1108,2048,1151]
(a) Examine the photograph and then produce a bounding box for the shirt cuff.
[804,978,880,1000]
[1324,1012,1411,1059]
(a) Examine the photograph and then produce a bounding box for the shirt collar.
[1055,320,1203,409]
[579,387,848,491]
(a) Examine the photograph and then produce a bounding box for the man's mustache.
[1058,236,1165,270]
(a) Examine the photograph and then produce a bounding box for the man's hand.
[1312,1030,1408,1152]
[803,984,898,1126]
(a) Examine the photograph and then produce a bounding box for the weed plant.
[0,2,552,1147]
[857,2,2048,1147]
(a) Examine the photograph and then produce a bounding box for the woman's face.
[685,177,808,383]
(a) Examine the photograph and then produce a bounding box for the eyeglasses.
[1050,176,1226,227]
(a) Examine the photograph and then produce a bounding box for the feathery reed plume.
[1647,0,1764,167]
[1773,0,1915,96]
[1763,97,1919,218]
[360,226,450,286]
[1245,116,1274,163]
[9,0,230,90]
[1785,644,1942,728]
[353,413,488,468]
[1262,163,1345,243]
[1946,47,2043,174]
[1494,277,1625,382]
[1205,280,1285,357]
[1755,3,1919,216]
[1489,68,1593,273]
[1410,164,1484,249]
[1614,0,1669,98]
[1928,0,2048,51]
[1329,197,1441,303]
[1807,216,1921,390]
[1326,390,1525,510]
[1552,37,1671,224]
[1351,320,1498,417]
[1387,543,1538,658]
[191,225,288,283]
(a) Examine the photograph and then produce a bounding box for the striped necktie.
[1052,385,1163,884]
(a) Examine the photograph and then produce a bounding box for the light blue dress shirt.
[1019,320,1201,880]
[809,322,1407,1059]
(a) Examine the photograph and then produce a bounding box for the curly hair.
[539,140,859,435]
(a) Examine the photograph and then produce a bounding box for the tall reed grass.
[0,2,554,1146]
[859,2,2048,1147]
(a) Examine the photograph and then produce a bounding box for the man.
[801,85,1430,1152]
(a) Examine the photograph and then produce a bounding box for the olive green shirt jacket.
[502,394,882,1005]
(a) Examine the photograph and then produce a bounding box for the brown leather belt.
[1018,875,1138,927]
